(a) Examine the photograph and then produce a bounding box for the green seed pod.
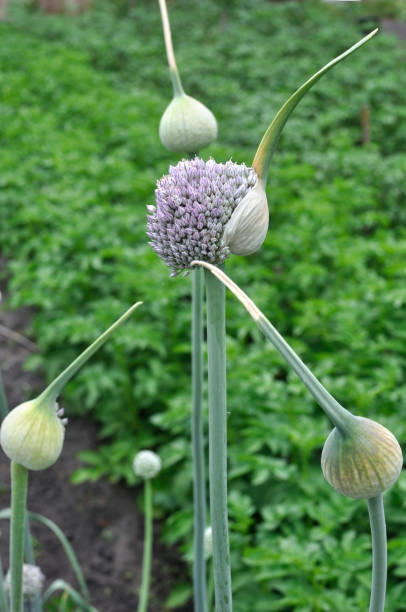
[159,93,217,153]
[321,416,403,499]
[0,398,65,470]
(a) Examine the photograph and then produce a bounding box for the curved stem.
[38,302,142,405]
[10,462,28,612]
[368,495,387,612]
[158,0,184,96]
[205,269,232,612]
[194,262,354,434]
[192,267,207,612]
[252,29,378,184]
[137,479,153,612]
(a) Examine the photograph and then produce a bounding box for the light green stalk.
[196,262,354,434]
[37,302,142,405]
[192,267,207,612]
[10,462,28,612]
[158,0,184,97]
[368,495,387,612]
[205,269,232,612]
[137,479,153,612]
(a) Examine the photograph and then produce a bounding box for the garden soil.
[0,263,192,612]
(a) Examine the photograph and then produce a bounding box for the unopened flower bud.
[204,526,213,558]
[147,157,268,276]
[223,180,269,256]
[321,416,403,499]
[133,450,162,479]
[159,94,217,153]
[1,398,65,471]
[5,564,45,599]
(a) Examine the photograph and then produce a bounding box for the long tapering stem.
[10,462,28,612]
[38,302,142,405]
[158,0,184,96]
[368,495,387,612]
[192,267,207,612]
[137,479,153,612]
[195,262,354,435]
[205,269,232,612]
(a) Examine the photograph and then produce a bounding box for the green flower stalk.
[158,0,217,153]
[133,450,162,612]
[1,302,142,612]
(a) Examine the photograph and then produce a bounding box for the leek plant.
[133,450,162,612]
[148,28,378,611]
[157,1,218,609]
[0,303,142,612]
[191,261,401,612]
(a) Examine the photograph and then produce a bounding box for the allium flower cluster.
[147,157,257,276]
[133,450,162,479]
[5,564,45,599]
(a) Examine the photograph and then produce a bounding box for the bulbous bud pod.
[321,417,403,499]
[0,398,65,470]
[159,94,217,153]
[133,450,162,479]
[223,180,269,256]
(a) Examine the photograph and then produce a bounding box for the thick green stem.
[368,495,387,612]
[205,269,232,612]
[10,462,28,612]
[192,267,207,612]
[137,479,153,612]
[195,262,354,435]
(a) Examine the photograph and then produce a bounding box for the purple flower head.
[147,157,258,276]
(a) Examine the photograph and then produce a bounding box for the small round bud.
[0,398,65,470]
[321,416,403,499]
[133,450,162,479]
[204,526,213,558]
[159,94,217,153]
[5,564,45,599]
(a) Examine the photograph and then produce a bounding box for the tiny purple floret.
[147,157,257,276]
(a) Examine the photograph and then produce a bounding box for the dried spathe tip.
[159,94,217,153]
[133,450,162,479]
[321,416,403,499]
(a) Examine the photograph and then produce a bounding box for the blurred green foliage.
[1,1,406,610]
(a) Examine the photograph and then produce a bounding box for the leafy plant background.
[1,0,406,609]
